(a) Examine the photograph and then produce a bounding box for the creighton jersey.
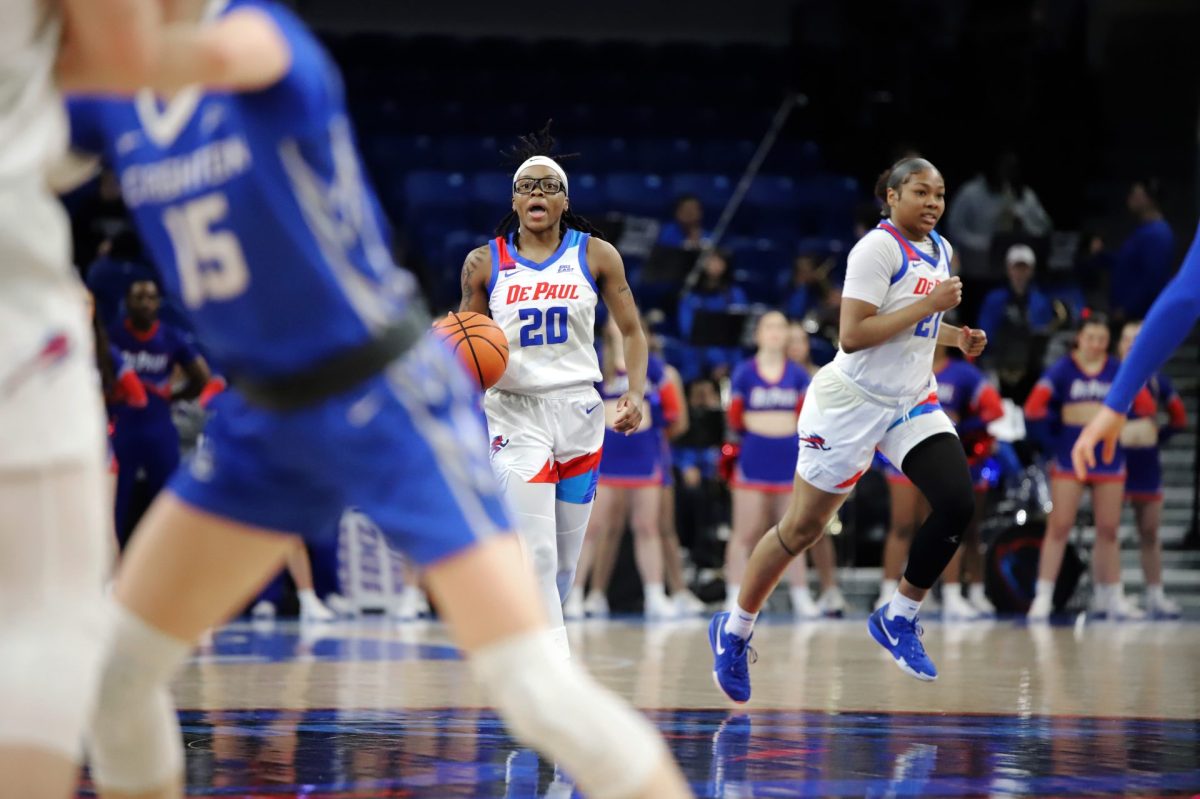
[834,221,954,400]
[486,229,601,394]
[66,0,415,381]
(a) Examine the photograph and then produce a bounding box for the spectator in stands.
[781,253,825,320]
[977,244,1057,400]
[946,150,1052,282]
[977,244,1054,341]
[658,194,709,250]
[1108,178,1176,322]
[677,249,747,380]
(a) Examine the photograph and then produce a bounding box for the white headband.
[513,156,569,196]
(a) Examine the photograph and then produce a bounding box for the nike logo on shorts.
[585,404,600,414]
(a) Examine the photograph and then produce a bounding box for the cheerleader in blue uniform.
[1117,321,1187,618]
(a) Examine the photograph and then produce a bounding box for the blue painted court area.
[77,706,1199,797]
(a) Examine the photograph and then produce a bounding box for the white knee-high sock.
[554,499,593,603]
[503,479,567,654]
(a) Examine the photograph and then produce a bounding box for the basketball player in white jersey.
[0,2,166,797]
[460,129,648,658]
[710,158,988,702]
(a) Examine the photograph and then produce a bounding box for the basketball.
[433,311,509,389]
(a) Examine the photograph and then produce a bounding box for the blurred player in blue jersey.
[60,4,690,798]
[108,279,211,542]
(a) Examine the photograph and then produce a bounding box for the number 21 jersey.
[486,229,601,395]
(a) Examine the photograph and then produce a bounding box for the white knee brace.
[471,629,665,799]
[88,604,191,794]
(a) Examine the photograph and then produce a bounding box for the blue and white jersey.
[833,221,954,400]
[67,0,415,381]
[485,230,601,395]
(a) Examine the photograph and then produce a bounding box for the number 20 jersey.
[66,0,414,381]
[485,229,601,395]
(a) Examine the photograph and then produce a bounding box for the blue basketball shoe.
[868,607,937,681]
[709,612,756,703]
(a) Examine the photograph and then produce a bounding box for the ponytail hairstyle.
[873,157,939,217]
[494,121,604,245]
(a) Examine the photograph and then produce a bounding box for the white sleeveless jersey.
[832,222,954,400]
[0,0,65,183]
[486,229,602,395]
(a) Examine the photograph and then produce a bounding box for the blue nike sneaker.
[709,612,756,703]
[868,607,937,681]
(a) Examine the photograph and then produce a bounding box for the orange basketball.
[432,311,510,389]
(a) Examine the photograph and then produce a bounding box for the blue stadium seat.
[403,171,471,212]
[797,175,861,239]
[438,136,504,171]
[635,138,696,172]
[668,173,735,213]
[568,173,604,216]
[403,172,472,253]
[765,139,822,176]
[469,172,514,229]
[699,140,757,174]
[603,173,670,217]
[727,237,791,301]
[572,137,637,172]
[365,134,435,173]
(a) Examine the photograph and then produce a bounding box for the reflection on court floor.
[82,617,1200,797]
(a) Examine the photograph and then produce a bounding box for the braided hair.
[494,121,604,246]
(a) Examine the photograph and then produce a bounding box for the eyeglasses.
[513,176,565,195]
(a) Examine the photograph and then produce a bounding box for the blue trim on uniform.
[507,229,575,272]
[877,225,913,286]
[885,398,942,432]
[577,232,599,294]
[486,239,500,296]
[557,467,599,504]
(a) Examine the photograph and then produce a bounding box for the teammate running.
[710,157,986,701]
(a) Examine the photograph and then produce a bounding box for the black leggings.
[900,432,976,589]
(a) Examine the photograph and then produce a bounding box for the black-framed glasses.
[513,176,565,195]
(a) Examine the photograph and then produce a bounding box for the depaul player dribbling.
[460,126,649,658]
[61,6,690,798]
[710,157,987,701]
